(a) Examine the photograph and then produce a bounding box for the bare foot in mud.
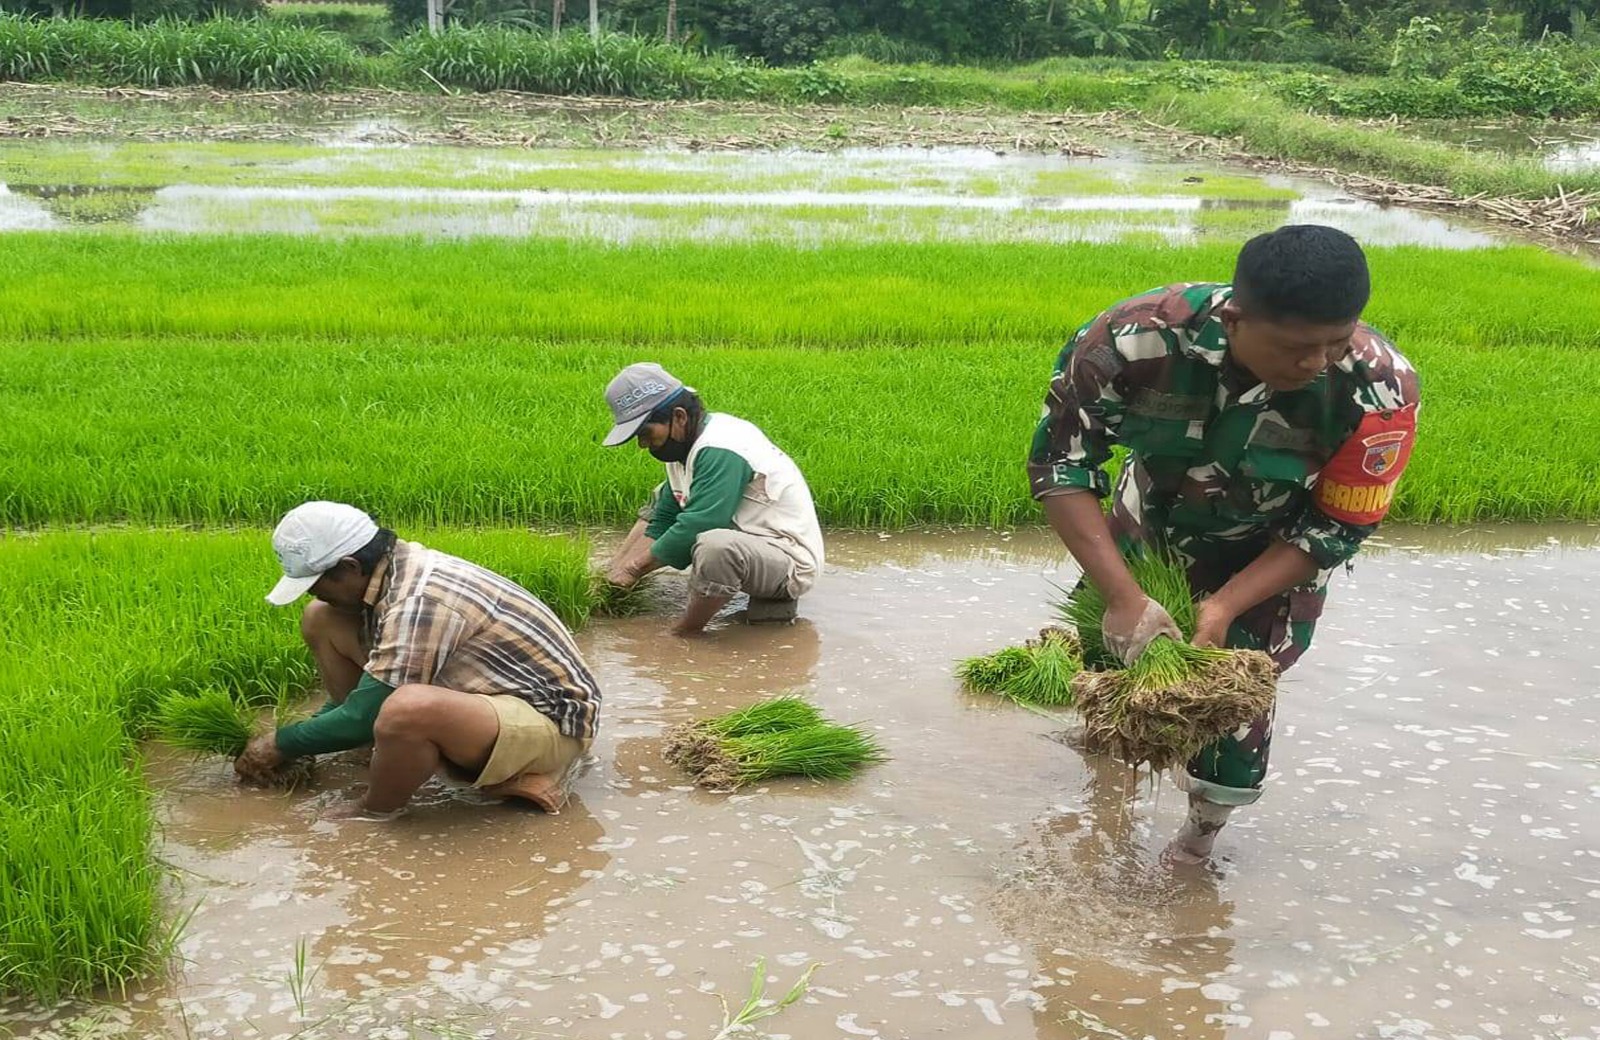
[323,797,405,822]
[1160,836,1214,868]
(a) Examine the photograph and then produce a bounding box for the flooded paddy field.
[5,527,1596,1040]
[0,134,1505,248]
[1398,119,1600,172]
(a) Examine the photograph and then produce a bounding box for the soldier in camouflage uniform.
[1027,225,1420,864]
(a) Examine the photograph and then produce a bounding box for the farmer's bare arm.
[1042,491,1145,625]
[607,538,668,587]
[1192,539,1318,647]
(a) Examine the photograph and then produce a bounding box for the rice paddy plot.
[2,235,1589,350]
[0,140,1302,198]
[0,331,1596,527]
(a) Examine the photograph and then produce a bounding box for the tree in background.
[1512,0,1599,38]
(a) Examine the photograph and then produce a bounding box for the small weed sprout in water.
[282,935,326,1021]
[710,957,820,1040]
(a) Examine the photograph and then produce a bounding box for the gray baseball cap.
[602,362,685,446]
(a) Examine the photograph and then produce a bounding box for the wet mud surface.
[6,527,1599,1040]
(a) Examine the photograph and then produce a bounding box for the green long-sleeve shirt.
[645,447,755,570]
[275,673,395,757]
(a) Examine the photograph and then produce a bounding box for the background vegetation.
[3,2,1600,119]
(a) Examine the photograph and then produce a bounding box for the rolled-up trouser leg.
[689,528,795,600]
[1177,588,1316,806]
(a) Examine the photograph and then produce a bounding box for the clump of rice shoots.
[591,571,654,618]
[665,696,883,790]
[1071,637,1277,772]
[957,644,1032,692]
[664,695,823,775]
[958,628,1083,707]
[154,688,315,788]
[697,723,886,791]
[1057,549,1197,669]
[154,688,256,758]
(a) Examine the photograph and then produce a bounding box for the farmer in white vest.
[601,363,825,637]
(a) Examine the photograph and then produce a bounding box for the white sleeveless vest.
[664,413,825,595]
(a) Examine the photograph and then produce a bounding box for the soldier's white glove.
[1102,596,1182,665]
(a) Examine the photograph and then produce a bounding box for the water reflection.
[997,748,1237,1038]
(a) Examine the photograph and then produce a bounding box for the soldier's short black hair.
[1232,225,1370,324]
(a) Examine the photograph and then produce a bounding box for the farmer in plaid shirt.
[235,501,601,818]
[1029,225,1420,863]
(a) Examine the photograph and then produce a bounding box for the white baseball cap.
[266,501,380,606]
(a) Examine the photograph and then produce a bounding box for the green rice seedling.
[957,645,1034,693]
[590,572,655,618]
[4,236,1596,529]
[1071,637,1278,772]
[663,695,824,775]
[153,688,256,758]
[999,631,1083,708]
[1058,549,1198,669]
[700,696,825,739]
[697,722,886,790]
[711,957,820,1040]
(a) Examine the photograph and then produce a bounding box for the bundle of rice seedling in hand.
[1070,636,1277,772]
[665,695,884,790]
[1057,548,1198,669]
[1046,548,1279,771]
[591,571,654,618]
[154,687,256,758]
[155,687,315,787]
[958,628,1083,707]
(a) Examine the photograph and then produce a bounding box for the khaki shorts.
[474,695,588,788]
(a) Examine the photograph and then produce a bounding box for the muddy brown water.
[5,527,1599,1040]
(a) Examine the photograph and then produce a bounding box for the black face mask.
[649,436,691,464]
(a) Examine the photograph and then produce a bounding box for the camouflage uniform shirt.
[1027,282,1421,672]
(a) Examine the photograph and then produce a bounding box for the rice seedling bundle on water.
[664,695,885,790]
[957,627,1083,707]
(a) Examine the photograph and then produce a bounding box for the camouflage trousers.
[1110,503,1325,807]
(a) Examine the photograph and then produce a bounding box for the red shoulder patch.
[1314,405,1418,525]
